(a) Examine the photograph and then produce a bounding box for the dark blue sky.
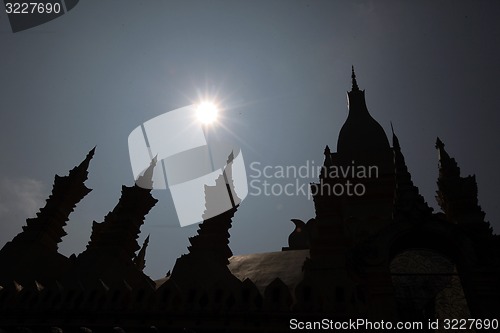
[1,1,499,279]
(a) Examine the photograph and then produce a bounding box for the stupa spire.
[337,67,390,154]
[351,65,359,91]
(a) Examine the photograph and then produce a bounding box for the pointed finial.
[76,146,96,171]
[322,145,333,170]
[135,155,157,189]
[435,137,455,171]
[351,65,359,91]
[391,122,400,150]
[435,137,444,150]
[84,146,96,162]
[88,146,96,158]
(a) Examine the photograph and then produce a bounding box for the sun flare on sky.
[196,101,218,125]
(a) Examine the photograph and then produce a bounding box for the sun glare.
[196,101,218,125]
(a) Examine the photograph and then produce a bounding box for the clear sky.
[1,1,499,279]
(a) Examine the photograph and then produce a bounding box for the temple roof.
[155,250,309,293]
[228,250,309,294]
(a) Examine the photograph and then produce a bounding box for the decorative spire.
[223,151,237,208]
[186,154,239,265]
[351,65,359,91]
[435,138,488,229]
[392,126,433,222]
[135,155,157,189]
[72,146,96,177]
[435,137,445,150]
[322,145,333,174]
[435,137,459,179]
[12,147,95,251]
[85,166,158,260]
[391,122,400,150]
[134,235,150,272]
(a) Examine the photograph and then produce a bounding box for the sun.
[196,101,218,125]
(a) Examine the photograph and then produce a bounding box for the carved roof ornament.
[134,235,150,272]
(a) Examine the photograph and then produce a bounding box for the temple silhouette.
[0,69,499,332]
